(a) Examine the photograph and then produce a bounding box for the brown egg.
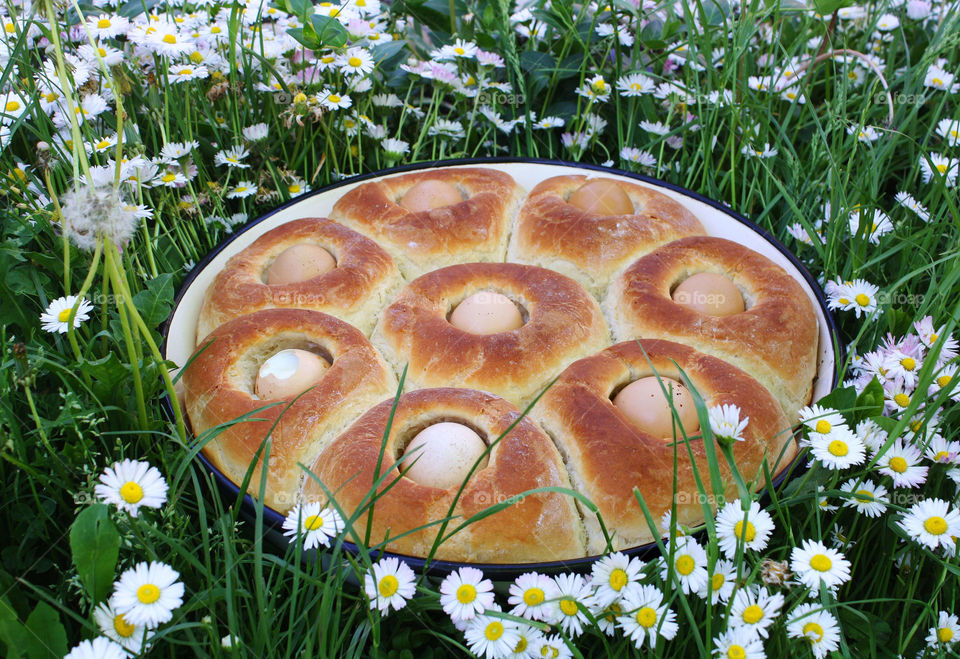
[672,272,745,316]
[567,179,634,216]
[449,291,524,334]
[255,349,329,399]
[265,244,336,285]
[399,180,464,213]
[613,377,700,437]
[402,422,489,489]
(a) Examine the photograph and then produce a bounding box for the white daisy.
[849,209,893,244]
[787,603,842,659]
[919,152,958,187]
[708,404,749,445]
[660,536,708,594]
[617,584,678,650]
[797,404,847,438]
[839,478,888,517]
[715,499,775,558]
[64,637,127,659]
[790,539,852,595]
[364,557,416,613]
[243,123,269,141]
[316,89,352,110]
[508,572,557,622]
[549,573,593,637]
[94,601,153,654]
[464,609,521,659]
[381,138,409,159]
[926,611,960,647]
[227,180,258,199]
[214,145,251,168]
[620,147,657,166]
[95,459,168,517]
[282,502,344,550]
[711,626,766,659]
[506,623,544,657]
[809,426,866,470]
[856,418,888,454]
[616,72,656,96]
[936,118,960,148]
[876,440,928,488]
[439,567,495,623]
[40,295,93,334]
[728,586,784,638]
[531,634,572,659]
[338,47,374,76]
[897,498,960,551]
[111,561,185,628]
[591,551,644,608]
[697,558,737,604]
[893,191,931,221]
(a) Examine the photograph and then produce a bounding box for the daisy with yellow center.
[729,585,784,638]
[790,539,852,594]
[111,561,184,628]
[715,499,775,558]
[94,601,153,654]
[95,458,168,517]
[787,603,842,659]
[507,572,556,621]
[464,609,521,658]
[550,573,594,637]
[617,584,678,649]
[439,566,494,623]
[591,551,644,608]
[926,611,960,648]
[282,502,344,550]
[660,536,708,594]
[364,556,416,613]
[898,498,960,551]
[712,626,766,659]
[40,295,94,334]
[697,558,737,603]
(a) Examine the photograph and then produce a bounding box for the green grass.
[1,0,959,656]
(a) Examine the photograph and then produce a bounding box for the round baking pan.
[162,157,841,578]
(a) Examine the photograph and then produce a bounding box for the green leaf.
[81,352,130,402]
[23,603,67,659]
[310,15,349,49]
[117,0,160,18]
[0,598,27,659]
[283,0,313,20]
[855,377,885,420]
[286,27,321,51]
[812,0,853,15]
[371,40,406,65]
[133,273,174,327]
[70,504,121,605]
[814,385,857,417]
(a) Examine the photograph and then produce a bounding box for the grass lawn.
[1,0,959,656]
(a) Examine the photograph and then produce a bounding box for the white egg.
[266,244,336,285]
[255,349,329,399]
[672,273,745,316]
[402,422,489,489]
[449,291,524,334]
[613,377,700,437]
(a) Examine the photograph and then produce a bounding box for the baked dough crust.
[604,236,818,421]
[371,262,611,408]
[302,387,587,563]
[196,217,401,342]
[508,175,705,297]
[330,167,526,278]
[183,308,397,512]
[532,339,796,554]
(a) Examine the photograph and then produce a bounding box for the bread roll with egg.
[301,388,586,563]
[532,339,796,554]
[371,263,611,408]
[507,175,705,297]
[604,236,818,421]
[329,167,526,278]
[182,308,397,512]
[196,218,401,342]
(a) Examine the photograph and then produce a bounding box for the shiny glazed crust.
[532,339,796,554]
[371,262,611,408]
[182,308,397,512]
[302,388,587,563]
[507,175,705,297]
[604,236,818,422]
[329,168,526,278]
[196,217,401,342]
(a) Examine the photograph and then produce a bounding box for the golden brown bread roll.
[302,387,587,563]
[507,175,705,297]
[604,236,818,422]
[329,168,526,278]
[371,262,611,408]
[531,339,796,555]
[196,218,401,342]
[182,308,397,512]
